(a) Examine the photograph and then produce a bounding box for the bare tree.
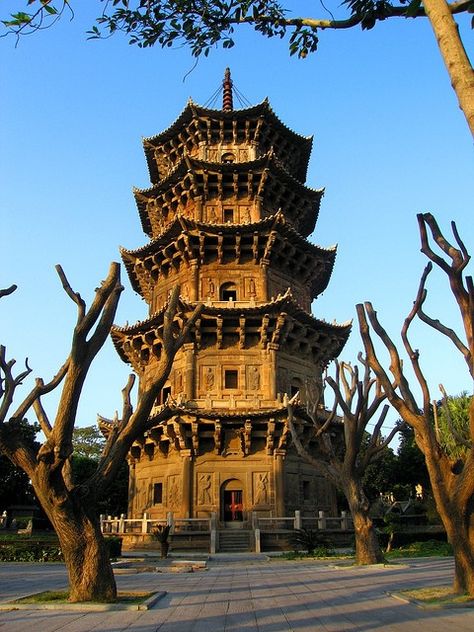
[357,212,474,594]
[0,265,202,602]
[288,358,399,564]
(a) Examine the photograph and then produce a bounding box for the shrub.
[104,536,122,558]
[291,528,332,555]
[0,542,63,562]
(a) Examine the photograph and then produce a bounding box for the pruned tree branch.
[417,213,473,376]
[0,285,17,299]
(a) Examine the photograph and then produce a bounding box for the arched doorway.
[221,478,244,523]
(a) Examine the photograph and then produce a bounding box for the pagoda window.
[221,152,236,164]
[224,370,238,389]
[153,483,163,505]
[302,480,310,502]
[220,282,237,302]
[156,384,172,405]
[290,378,302,398]
[224,208,234,223]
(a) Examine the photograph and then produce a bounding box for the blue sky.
[1,3,473,436]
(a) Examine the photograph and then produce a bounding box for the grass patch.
[386,540,453,559]
[400,585,474,606]
[13,590,154,605]
[279,549,353,561]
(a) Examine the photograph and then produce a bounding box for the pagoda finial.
[223,67,233,112]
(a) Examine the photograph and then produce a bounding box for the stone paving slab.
[1,558,474,631]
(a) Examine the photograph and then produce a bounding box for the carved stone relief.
[223,429,243,456]
[198,473,213,505]
[247,366,260,390]
[204,366,216,391]
[167,475,181,510]
[175,370,183,393]
[254,472,269,505]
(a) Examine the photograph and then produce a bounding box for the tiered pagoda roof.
[143,99,313,184]
[111,292,351,372]
[120,212,336,303]
[133,152,323,239]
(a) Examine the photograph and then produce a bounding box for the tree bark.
[344,479,384,565]
[44,494,116,602]
[423,0,474,136]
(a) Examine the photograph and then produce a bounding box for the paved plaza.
[1,556,474,631]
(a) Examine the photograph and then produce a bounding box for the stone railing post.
[167,511,174,532]
[341,511,349,530]
[119,513,126,533]
[294,510,302,530]
[254,528,261,553]
[210,512,217,554]
[100,514,105,533]
[252,511,258,530]
[318,510,326,530]
[142,512,149,534]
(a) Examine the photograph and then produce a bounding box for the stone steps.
[218,530,252,552]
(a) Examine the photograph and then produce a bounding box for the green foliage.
[282,547,337,559]
[394,424,430,496]
[342,0,396,30]
[72,425,105,459]
[385,539,453,558]
[151,523,171,543]
[69,426,128,516]
[71,454,129,516]
[3,1,474,56]
[0,541,63,562]
[104,536,122,557]
[362,442,398,502]
[436,392,472,460]
[0,419,40,510]
[291,528,331,555]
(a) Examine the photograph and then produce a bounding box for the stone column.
[267,344,278,400]
[260,258,269,301]
[183,342,196,400]
[273,449,286,517]
[181,449,193,518]
[195,195,203,221]
[127,458,136,518]
[190,259,199,301]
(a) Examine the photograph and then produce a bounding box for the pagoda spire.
[222,67,233,112]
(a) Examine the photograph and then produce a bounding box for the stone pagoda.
[110,70,350,529]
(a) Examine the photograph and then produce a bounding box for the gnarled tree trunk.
[33,476,116,602]
[344,478,384,565]
[0,270,203,602]
[52,505,115,602]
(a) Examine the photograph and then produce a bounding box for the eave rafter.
[121,213,336,302]
[112,295,351,368]
[142,99,312,184]
[134,153,322,239]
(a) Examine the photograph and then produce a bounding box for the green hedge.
[0,542,63,562]
[0,536,122,562]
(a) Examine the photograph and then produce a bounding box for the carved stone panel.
[197,473,214,506]
[253,472,269,506]
[247,366,260,391]
[204,366,217,393]
[167,474,182,511]
[223,429,243,456]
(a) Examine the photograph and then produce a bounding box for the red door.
[223,490,243,521]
